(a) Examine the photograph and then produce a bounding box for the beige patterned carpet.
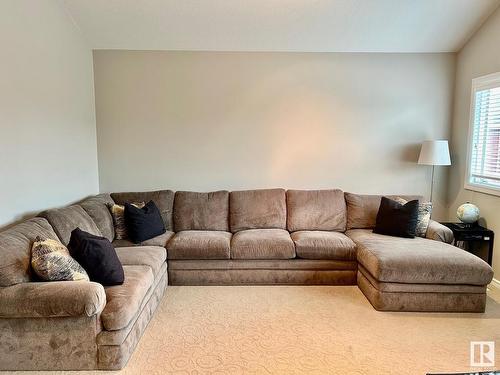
[4,286,500,375]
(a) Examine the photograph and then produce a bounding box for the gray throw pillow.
[31,236,89,281]
[395,197,432,237]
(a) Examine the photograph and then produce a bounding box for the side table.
[441,222,494,266]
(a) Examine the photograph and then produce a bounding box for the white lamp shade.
[418,140,451,166]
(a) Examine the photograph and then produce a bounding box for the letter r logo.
[470,341,495,367]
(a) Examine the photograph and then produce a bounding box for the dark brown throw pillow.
[125,200,166,244]
[68,228,124,286]
[373,197,419,238]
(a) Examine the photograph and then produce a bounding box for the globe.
[456,202,480,224]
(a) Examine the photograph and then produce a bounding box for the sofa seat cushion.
[167,231,231,260]
[96,263,167,347]
[231,229,295,260]
[346,229,493,285]
[101,265,154,331]
[291,231,356,260]
[115,246,166,277]
[112,231,174,248]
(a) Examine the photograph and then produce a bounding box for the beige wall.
[0,0,99,227]
[94,51,455,219]
[448,7,500,275]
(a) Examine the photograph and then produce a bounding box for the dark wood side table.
[441,222,494,266]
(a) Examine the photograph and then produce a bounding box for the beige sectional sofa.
[0,188,494,370]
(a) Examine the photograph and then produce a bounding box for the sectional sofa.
[0,188,493,370]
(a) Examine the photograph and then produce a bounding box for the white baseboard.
[487,278,500,302]
[489,278,500,291]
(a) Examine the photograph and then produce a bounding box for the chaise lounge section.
[0,188,494,370]
[344,193,493,312]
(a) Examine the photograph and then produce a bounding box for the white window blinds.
[467,73,500,194]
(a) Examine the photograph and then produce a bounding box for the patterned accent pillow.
[395,197,432,237]
[31,236,89,281]
[109,202,145,240]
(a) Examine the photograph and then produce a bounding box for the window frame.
[464,71,500,197]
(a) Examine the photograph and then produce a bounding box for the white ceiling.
[61,0,500,53]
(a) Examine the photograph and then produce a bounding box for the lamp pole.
[430,164,435,203]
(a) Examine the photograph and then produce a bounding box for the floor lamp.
[418,140,451,203]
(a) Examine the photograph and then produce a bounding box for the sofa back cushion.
[174,191,229,231]
[111,190,174,231]
[230,189,286,232]
[0,218,59,286]
[345,193,423,229]
[287,189,346,232]
[79,194,115,241]
[39,205,102,246]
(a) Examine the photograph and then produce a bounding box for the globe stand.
[456,221,478,229]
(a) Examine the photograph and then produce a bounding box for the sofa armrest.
[0,281,106,318]
[426,220,454,244]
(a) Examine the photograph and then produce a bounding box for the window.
[465,72,500,196]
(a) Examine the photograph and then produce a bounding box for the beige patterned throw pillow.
[395,197,432,237]
[31,237,89,281]
[109,202,145,240]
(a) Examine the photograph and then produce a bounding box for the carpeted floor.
[3,286,500,375]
